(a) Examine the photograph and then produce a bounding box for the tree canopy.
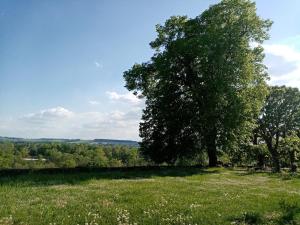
[124,0,272,165]
[257,86,300,172]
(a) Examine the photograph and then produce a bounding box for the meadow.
[0,167,299,225]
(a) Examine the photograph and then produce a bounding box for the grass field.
[0,167,299,225]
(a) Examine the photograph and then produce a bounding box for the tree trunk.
[257,154,265,168]
[289,151,297,172]
[253,132,258,145]
[271,153,281,173]
[266,140,281,173]
[206,128,217,167]
[207,145,217,167]
[254,133,264,168]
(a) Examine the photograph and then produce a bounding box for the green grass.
[0,167,299,225]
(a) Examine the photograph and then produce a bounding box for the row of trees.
[124,0,300,172]
[0,142,145,169]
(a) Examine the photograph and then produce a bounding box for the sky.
[0,0,299,140]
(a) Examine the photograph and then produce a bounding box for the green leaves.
[150,16,189,51]
[259,86,300,138]
[123,0,271,165]
[257,86,300,171]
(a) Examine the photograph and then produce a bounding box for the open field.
[0,167,299,225]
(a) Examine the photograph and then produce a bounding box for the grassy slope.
[0,168,299,225]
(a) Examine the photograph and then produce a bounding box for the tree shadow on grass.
[232,169,268,176]
[0,166,219,187]
[232,168,300,180]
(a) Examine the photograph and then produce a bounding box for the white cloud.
[264,44,300,62]
[94,61,103,69]
[88,100,100,105]
[106,91,142,105]
[22,107,74,121]
[264,43,300,89]
[0,107,142,140]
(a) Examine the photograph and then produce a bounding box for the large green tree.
[257,86,300,172]
[124,0,271,165]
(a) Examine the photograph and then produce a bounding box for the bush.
[232,211,264,225]
[278,200,300,225]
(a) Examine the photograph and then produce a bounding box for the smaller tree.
[89,147,108,167]
[248,144,269,168]
[280,133,300,172]
[60,153,76,168]
[257,86,300,172]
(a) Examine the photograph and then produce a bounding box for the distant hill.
[0,136,139,147]
[92,139,138,146]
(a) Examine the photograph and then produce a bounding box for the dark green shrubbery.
[278,200,300,225]
[232,200,300,225]
[231,211,264,225]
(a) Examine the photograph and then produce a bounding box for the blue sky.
[0,0,299,140]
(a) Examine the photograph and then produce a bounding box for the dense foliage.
[256,86,300,172]
[124,0,271,166]
[0,142,145,169]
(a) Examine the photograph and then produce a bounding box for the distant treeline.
[0,136,139,146]
[0,141,299,170]
[0,142,145,169]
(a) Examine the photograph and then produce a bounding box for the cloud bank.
[264,43,300,89]
[0,106,142,140]
[0,90,145,140]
